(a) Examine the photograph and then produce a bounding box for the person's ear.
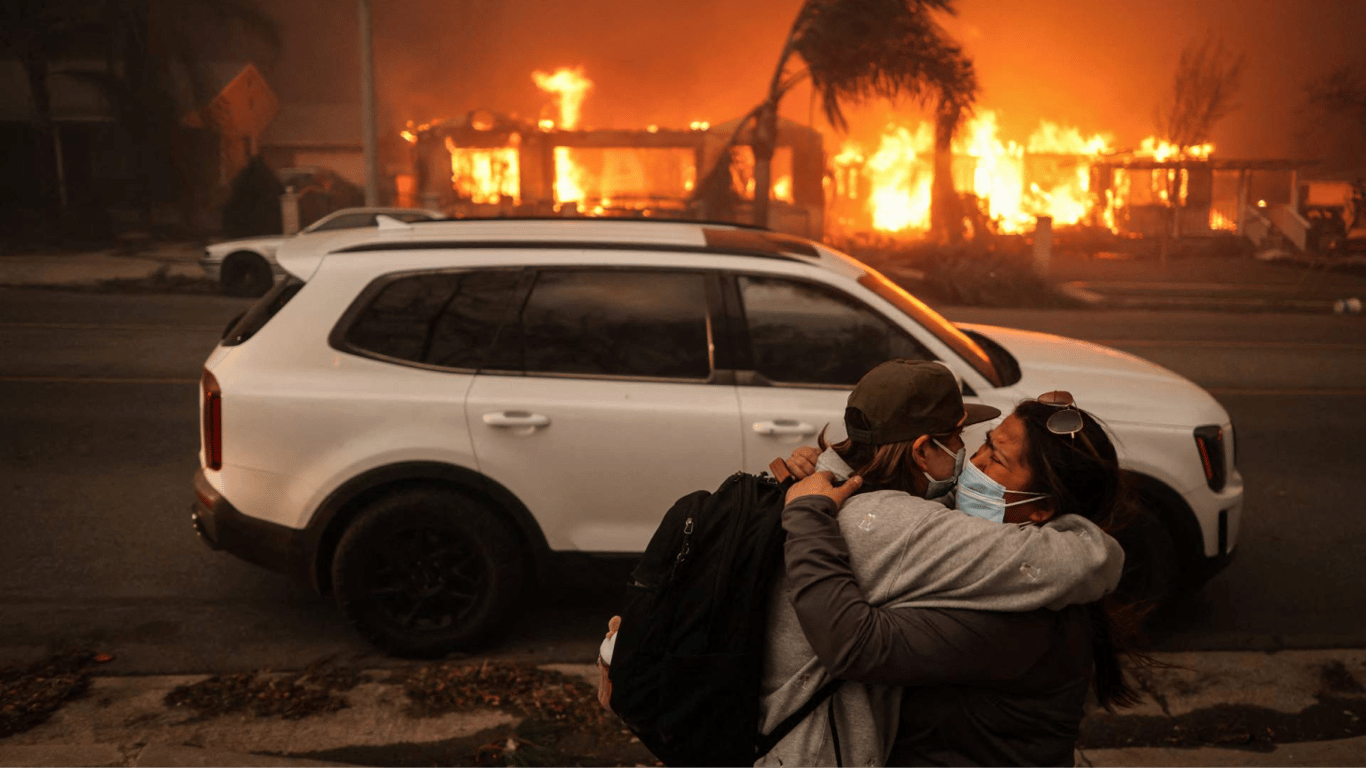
[910,434,933,471]
[1025,501,1056,524]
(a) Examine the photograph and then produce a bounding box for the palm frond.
[789,0,977,131]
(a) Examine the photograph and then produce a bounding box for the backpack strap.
[768,457,794,482]
[754,677,843,760]
[828,689,843,767]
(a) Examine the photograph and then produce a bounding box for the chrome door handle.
[752,419,816,437]
[483,411,551,428]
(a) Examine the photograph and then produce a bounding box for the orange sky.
[262,0,1365,160]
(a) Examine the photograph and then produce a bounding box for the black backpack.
[607,469,842,766]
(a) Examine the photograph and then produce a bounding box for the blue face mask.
[923,439,964,500]
[955,458,1049,523]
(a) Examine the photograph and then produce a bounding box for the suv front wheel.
[331,487,527,658]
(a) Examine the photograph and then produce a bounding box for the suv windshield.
[822,252,1002,387]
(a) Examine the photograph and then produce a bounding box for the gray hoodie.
[755,449,1125,767]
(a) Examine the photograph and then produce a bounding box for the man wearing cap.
[754,360,1123,767]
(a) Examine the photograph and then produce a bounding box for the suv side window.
[342,269,521,369]
[737,274,933,386]
[491,269,712,380]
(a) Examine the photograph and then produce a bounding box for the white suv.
[192,219,1242,657]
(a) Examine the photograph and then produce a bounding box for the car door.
[728,272,943,472]
[465,264,742,553]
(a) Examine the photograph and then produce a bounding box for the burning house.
[393,67,1327,254]
[399,67,826,239]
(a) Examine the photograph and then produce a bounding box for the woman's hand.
[785,470,863,507]
[785,446,821,479]
[768,446,821,481]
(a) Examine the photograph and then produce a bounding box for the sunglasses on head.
[1035,390,1084,438]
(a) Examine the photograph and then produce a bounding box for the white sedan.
[201,207,444,296]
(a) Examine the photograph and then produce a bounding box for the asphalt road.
[2,288,1364,675]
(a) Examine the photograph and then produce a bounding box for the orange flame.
[532,66,591,130]
[840,109,1223,237]
[445,137,519,205]
[534,66,594,206]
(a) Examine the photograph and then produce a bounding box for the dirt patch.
[0,650,96,738]
[164,658,361,721]
[399,660,651,766]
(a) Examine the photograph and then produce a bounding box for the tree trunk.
[930,101,963,243]
[22,44,63,212]
[752,104,778,228]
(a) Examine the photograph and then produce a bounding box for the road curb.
[132,744,342,767]
[0,744,125,768]
[1080,735,1366,767]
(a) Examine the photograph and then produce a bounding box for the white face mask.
[923,439,964,500]
[955,458,1048,523]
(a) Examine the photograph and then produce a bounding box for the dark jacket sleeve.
[782,495,1056,686]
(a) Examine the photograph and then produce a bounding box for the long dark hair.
[1012,399,1145,711]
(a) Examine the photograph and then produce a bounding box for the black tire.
[220,252,274,297]
[1111,496,1180,610]
[331,488,527,658]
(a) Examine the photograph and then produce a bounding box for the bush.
[221,156,283,238]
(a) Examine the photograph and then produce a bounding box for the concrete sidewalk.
[1,650,1363,767]
[0,244,206,288]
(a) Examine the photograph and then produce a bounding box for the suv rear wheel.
[331,487,526,657]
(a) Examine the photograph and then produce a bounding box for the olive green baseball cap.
[845,360,1000,445]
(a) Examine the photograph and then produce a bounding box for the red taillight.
[202,369,222,470]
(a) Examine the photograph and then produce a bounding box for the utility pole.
[359,0,380,205]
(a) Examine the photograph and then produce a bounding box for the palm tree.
[716,0,978,229]
[929,52,977,242]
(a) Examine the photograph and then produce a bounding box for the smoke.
[259,0,1365,162]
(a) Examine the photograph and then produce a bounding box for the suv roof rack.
[405,215,772,231]
[278,219,827,280]
[326,223,820,260]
